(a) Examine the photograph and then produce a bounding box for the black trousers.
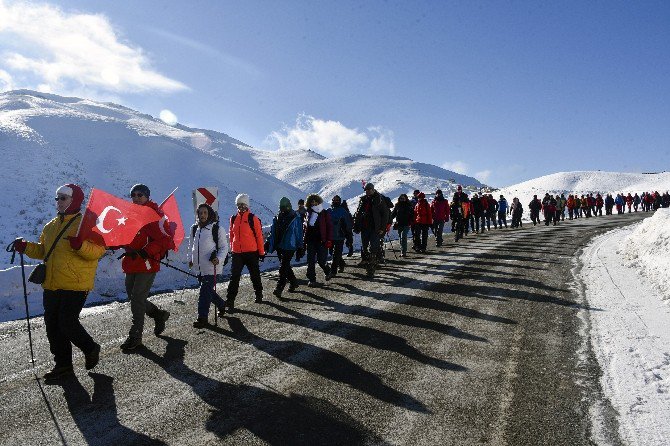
[226,252,263,301]
[276,249,296,290]
[43,290,96,367]
[331,240,345,272]
[417,224,429,250]
[433,221,445,244]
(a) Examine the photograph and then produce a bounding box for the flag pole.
[74,187,94,237]
[159,187,179,208]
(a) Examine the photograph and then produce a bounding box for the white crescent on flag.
[159,214,170,237]
[96,206,126,234]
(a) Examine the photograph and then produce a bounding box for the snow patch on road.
[580,213,670,446]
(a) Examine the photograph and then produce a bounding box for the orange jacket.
[229,210,265,255]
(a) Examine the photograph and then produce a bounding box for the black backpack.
[191,221,221,251]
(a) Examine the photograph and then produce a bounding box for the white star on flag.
[117,216,128,226]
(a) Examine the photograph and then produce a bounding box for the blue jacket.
[268,211,303,252]
[328,206,353,241]
[498,198,508,213]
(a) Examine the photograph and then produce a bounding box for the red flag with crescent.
[158,192,185,251]
[78,188,161,246]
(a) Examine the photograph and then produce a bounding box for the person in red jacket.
[225,193,265,313]
[118,184,172,350]
[430,189,449,247]
[414,192,433,253]
[303,193,333,287]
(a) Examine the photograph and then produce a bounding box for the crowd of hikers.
[7,182,669,380]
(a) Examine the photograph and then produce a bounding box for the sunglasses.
[130,193,145,198]
[54,196,70,201]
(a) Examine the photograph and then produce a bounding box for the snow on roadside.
[622,208,670,300]
[579,214,670,446]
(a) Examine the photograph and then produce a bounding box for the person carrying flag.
[12,184,105,380]
[116,184,172,350]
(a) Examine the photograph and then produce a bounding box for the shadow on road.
[139,335,392,445]
[49,372,166,445]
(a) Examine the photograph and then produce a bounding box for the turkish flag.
[158,192,185,251]
[78,188,161,246]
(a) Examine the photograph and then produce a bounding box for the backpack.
[191,221,220,251]
[231,212,259,240]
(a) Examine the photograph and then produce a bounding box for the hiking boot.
[225,300,235,314]
[255,292,264,303]
[154,310,170,336]
[338,260,345,273]
[288,282,299,292]
[193,318,208,329]
[85,343,101,370]
[272,288,282,298]
[307,281,320,288]
[43,365,74,381]
[120,336,142,351]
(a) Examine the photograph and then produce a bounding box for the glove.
[295,248,304,261]
[325,240,333,249]
[188,261,193,269]
[223,253,230,266]
[259,254,265,262]
[264,241,270,253]
[66,236,83,251]
[209,251,218,262]
[13,239,27,254]
[137,249,149,259]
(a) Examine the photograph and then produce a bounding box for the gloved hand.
[295,248,304,261]
[66,236,83,251]
[13,239,27,254]
[223,253,230,266]
[325,240,333,249]
[209,251,218,262]
[137,249,149,259]
[188,261,193,269]
[259,254,265,262]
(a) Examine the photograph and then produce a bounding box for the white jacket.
[189,222,229,276]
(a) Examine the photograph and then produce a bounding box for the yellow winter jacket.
[24,213,105,292]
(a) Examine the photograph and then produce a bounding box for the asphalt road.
[0,212,649,445]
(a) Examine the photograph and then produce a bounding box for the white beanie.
[235,193,250,207]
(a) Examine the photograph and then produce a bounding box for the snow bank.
[580,219,670,445]
[621,208,670,299]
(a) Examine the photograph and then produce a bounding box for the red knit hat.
[56,184,84,214]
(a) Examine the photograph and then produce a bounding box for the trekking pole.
[6,241,36,367]
[213,263,218,327]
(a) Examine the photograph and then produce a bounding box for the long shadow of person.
[139,335,392,445]
[54,372,166,445]
[239,301,467,372]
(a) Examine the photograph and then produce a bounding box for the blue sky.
[1,0,668,186]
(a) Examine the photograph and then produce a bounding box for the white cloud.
[159,109,178,126]
[474,169,492,182]
[442,161,469,175]
[0,68,13,90]
[0,0,187,95]
[268,114,395,157]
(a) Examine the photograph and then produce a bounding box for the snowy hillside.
[261,154,484,203]
[0,90,307,319]
[498,171,670,212]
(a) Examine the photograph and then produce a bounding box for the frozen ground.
[579,209,670,446]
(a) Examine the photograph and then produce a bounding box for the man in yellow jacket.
[14,184,105,380]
